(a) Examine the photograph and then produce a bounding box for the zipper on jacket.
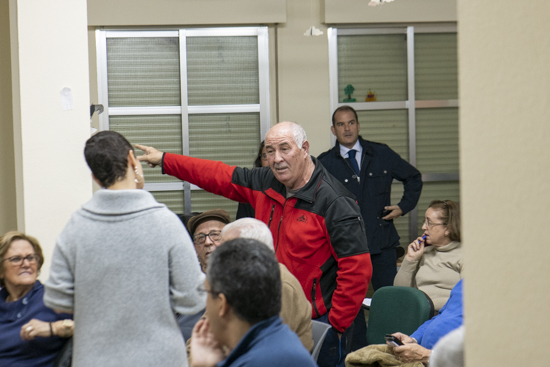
[275,199,288,253]
[311,278,321,318]
[267,204,276,228]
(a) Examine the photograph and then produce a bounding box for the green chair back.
[366,286,434,345]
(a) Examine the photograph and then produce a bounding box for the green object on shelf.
[343,84,357,102]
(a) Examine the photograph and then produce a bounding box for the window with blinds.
[329,26,459,245]
[96,28,270,220]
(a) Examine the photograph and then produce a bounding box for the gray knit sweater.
[44,189,205,367]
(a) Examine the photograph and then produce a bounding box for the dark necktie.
[348,149,360,176]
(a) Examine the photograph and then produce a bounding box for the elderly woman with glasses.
[43,131,206,367]
[394,200,462,311]
[0,231,73,367]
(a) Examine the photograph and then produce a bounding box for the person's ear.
[302,140,310,155]
[127,150,138,169]
[330,126,336,136]
[218,293,231,318]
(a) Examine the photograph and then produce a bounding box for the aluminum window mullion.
[179,29,192,214]
[328,27,339,147]
[258,27,271,139]
[337,28,407,36]
[185,27,260,37]
[407,26,418,241]
[96,30,110,131]
[105,31,179,38]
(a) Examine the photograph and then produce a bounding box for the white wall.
[9,0,92,279]
[458,0,550,365]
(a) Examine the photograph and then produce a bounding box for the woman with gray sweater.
[44,131,205,367]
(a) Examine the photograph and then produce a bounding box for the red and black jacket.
[163,153,372,332]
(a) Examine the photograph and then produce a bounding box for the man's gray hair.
[221,218,274,251]
[289,122,308,148]
[265,121,308,149]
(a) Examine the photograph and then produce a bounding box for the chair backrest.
[366,286,434,345]
[311,320,332,362]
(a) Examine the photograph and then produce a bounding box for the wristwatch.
[62,319,74,337]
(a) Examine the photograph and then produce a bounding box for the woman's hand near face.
[20,319,52,340]
[405,237,425,262]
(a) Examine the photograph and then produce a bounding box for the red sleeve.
[163,152,250,203]
[328,253,372,332]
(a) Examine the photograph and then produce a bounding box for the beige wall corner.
[459,0,550,366]
[9,0,93,279]
[277,0,332,157]
[0,0,17,234]
[88,0,286,27]
[324,0,457,24]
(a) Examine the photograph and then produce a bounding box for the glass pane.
[107,37,181,107]
[415,33,458,100]
[416,181,460,233]
[357,110,409,160]
[416,108,459,174]
[109,115,183,183]
[338,34,408,102]
[191,190,238,220]
[187,36,259,105]
[150,190,185,214]
[189,113,261,168]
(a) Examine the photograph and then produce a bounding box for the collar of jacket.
[82,189,164,216]
[331,136,373,160]
[266,156,325,205]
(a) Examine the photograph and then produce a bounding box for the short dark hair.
[253,140,266,168]
[429,200,461,242]
[84,131,135,188]
[207,238,281,325]
[332,105,359,126]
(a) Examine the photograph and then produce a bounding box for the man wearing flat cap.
[178,209,231,342]
[187,209,231,273]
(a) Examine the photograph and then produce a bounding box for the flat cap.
[187,209,231,236]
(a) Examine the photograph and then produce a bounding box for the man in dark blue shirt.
[318,106,423,290]
[189,238,316,367]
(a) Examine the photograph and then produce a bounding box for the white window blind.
[338,34,408,102]
[329,25,459,243]
[97,28,270,220]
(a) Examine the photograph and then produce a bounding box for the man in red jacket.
[137,121,372,367]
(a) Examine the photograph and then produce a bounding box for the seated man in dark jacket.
[190,238,316,367]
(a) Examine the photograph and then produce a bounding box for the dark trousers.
[370,247,398,291]
[316,308,367,367]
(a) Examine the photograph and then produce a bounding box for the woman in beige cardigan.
[394,200,462,311]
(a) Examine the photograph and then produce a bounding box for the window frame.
[328,24,459,241]
[96,27,271,214]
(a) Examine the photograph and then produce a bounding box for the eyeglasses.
[193,230,222,246]
[196,284,219,297]
[422,218,446,228]
[2,254,39,266]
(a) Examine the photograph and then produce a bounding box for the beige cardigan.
[394,241,463,311]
